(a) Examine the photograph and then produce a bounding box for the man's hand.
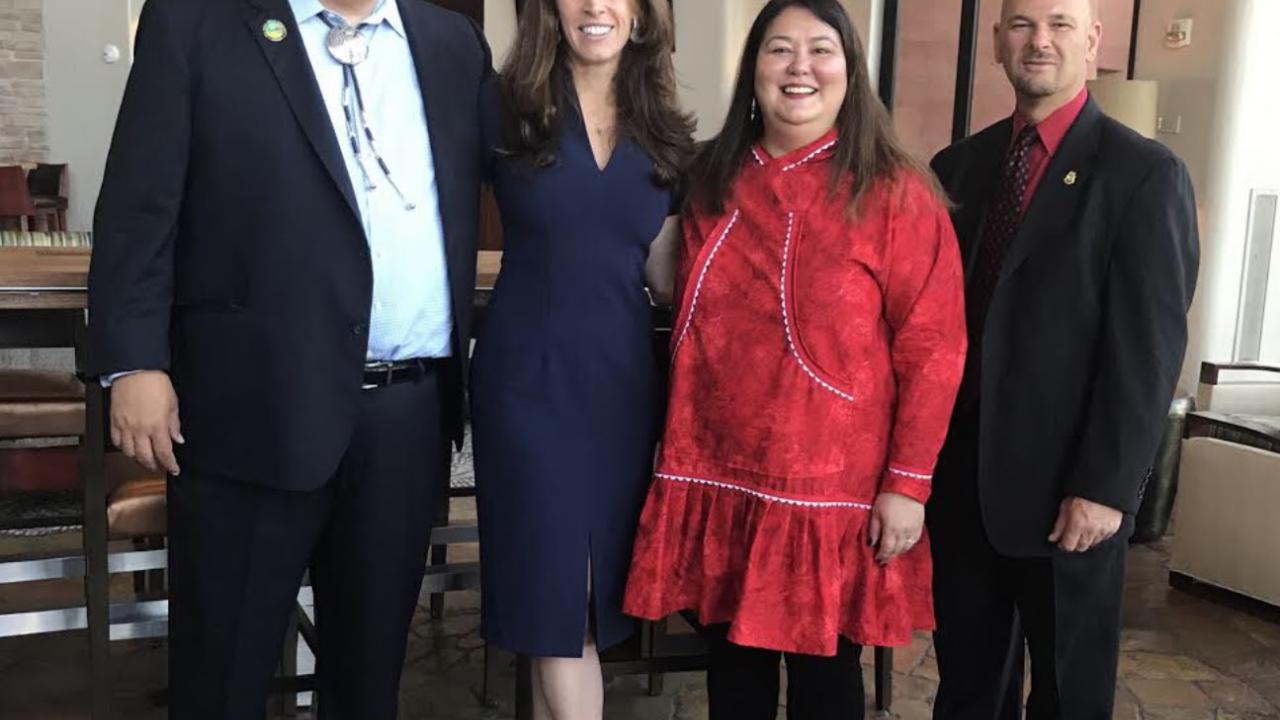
[1048,496,1122,552]
[869,492,925,565]
[110,371,183,476]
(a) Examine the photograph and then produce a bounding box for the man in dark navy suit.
[927,0,1199,717]
[86,0,490,716]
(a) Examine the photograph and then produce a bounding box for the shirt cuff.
[101,370,144,388]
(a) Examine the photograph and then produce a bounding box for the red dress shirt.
[1011,87,1089,215]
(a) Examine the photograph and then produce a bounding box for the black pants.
[166,372,451,719]
[701,624,865,720]
[928,418,1130,720]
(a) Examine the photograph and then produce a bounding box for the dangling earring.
[630,17,642,43]
[750,98,758,122]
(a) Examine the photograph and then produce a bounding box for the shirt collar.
[750,128,839,170]
[288,0,405,39]
[1012,86,1088,157]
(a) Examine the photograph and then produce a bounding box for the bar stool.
[0,369,170,718]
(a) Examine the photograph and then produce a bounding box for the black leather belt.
[361,358,446,390]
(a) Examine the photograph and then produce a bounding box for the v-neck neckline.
[588,134,617,174]
[567,81,620,174]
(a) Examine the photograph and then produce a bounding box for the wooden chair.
[26,163,69,231]
[0,367,172,718]
[0,166,59,232]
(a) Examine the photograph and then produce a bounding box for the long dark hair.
[498,0,695,185]
[689,0,942,213]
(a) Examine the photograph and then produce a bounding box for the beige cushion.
[1170,437,1280,606]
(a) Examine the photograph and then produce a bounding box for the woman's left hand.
[868,492,925,565]
[644,216,681,306]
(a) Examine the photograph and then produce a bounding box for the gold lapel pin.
[1064,171,1078,186]
[263,19,288,43]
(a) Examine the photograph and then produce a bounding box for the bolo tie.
[320,12,416,211]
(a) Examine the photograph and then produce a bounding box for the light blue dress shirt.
[289,0,453,361]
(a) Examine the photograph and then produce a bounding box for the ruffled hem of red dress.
[623,475,934,656]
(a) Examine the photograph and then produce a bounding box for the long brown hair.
[689,0,944,213]
[498,0,694,185]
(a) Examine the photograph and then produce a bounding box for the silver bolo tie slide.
[321,16,416,212]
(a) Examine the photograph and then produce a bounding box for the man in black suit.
[927,0,1198,717]
[85,0,490,716]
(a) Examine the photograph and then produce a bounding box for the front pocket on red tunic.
[780,212,859,403]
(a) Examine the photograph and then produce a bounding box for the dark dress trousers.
[85,0,490,716]
[927,98,1199,719]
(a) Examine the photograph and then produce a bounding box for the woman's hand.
[868,492,924,565]
[644,216,680,306]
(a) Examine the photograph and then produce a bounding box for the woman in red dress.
[623,1,966,717]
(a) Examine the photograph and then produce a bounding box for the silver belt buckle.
[362,361,394,391]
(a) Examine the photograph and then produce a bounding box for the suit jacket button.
[352,323,365,336]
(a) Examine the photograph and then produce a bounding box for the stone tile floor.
[1,505,1277,719]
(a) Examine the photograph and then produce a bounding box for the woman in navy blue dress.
[470,0,693,717]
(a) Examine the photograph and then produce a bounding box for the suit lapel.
[954,123,1011,284]
[244,0,360,221]
[400,0,465,274]
[999,99,1103,284]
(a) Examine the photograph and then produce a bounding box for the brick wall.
[0,0,45,165]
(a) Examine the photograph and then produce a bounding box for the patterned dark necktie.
[958,124,1039,408]
[968,124,1040,337]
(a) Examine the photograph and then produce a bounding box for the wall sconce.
[1165,18,1193,49]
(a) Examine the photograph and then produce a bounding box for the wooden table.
[0,247,504,349]
[0,247,90,309]
[0,247,89,351]
[0,247,503,307]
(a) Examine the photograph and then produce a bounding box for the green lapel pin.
[263,19,288,43]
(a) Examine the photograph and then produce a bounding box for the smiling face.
[556,0,637,71]
[995,0,1100,109]
[754,6,848,154]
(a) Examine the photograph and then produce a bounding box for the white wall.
[482,0,518,66]
[842,0,882,90]
[676,0,763,139]
[43,0,133,232]
[1133,0,1228,196]
[1134,0,1227,391]
[1205,0,1280,363]
[1136,0,1280,388]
